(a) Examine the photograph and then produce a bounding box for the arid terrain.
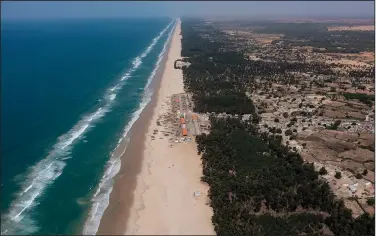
[214,19,375,217]
[177,17,375,235]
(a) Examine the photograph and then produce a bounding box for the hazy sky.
[1,1,374,20]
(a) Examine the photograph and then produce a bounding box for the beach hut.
[182,128,188,136]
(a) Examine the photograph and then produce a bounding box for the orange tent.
[180,118,185,124]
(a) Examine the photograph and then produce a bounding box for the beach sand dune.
[97,19,215,235]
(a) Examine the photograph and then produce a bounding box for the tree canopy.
[181,18,374,236]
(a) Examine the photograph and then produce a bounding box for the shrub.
[358,85,366,90]
[291,117,297,122]
[274,118,280,122]
[362,169,368,176]
[276,128,282,134]
[362,144,375,152]
[319,167,328,175]
[285,129,293,136]
[283,112,289,118]
[293,129,297,132]
[335,171,342,179]
[327,120,341,130]
[355,173,363,179]
[367,198,375,206]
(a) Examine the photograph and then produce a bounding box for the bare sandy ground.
[123,20,215,235]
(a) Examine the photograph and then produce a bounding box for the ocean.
[1,17,175,235]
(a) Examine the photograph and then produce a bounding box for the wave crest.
[82,20,176,235]
[1,19,175,236]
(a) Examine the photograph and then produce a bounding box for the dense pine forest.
[181,18,374,236]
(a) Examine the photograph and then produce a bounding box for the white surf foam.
[83,20,176,235]
[1,106,108,234]
[110,85,118,92]
[132,56,142,69]
[2,19,175,236]
[120,72,132,81]
[109,94,116,101]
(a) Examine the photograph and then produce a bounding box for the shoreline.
[97,19,215,235]
[96,21,176,234]
[85,20,175,235]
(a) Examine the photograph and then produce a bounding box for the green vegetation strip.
[342,92,374,107]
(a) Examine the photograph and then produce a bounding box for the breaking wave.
[82,19,176,235]
[1,20,174,236]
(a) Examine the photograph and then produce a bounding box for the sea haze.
[1,17,174,234]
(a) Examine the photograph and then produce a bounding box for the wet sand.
[97,19,214,235]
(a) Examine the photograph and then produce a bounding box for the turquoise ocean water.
[1,17,175,235]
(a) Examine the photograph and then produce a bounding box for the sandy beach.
[97,19,215,235]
